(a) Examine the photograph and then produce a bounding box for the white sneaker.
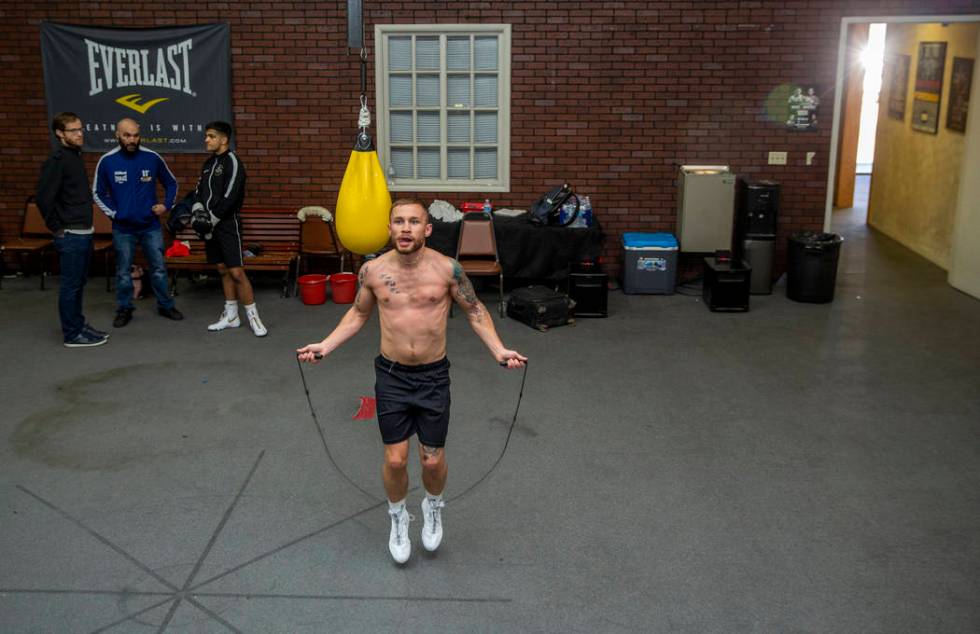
[388,507,411,564]
[247,312,267,337]
[208,312,240,331]
[421,497,445,552]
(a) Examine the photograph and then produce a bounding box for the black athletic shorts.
[374,355,451,447]
[205,215,244,268]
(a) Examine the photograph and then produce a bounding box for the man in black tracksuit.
[191,121,267,336]
[36,112,109,347]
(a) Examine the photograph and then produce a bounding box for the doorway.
[855,24,887,176]
[825,14,980,298]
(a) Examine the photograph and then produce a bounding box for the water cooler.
[736,179,779,294]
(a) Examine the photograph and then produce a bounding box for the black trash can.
[786,231,843,303]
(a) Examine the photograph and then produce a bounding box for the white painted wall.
[948,32,980,299]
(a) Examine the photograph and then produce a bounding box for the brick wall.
[2,1,977,278]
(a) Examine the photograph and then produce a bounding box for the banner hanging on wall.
[40,22,232,153]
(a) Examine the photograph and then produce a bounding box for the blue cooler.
[622,232,678,294]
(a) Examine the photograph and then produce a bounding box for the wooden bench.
[0,199,115,291]
[92,205,114,292]
[165,208,301,297]
[1,199,54,289]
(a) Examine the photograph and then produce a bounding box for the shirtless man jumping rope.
[297,198,527,564]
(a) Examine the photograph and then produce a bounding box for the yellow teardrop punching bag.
[335,97,392,255]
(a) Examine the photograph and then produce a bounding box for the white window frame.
[374,23,511,193]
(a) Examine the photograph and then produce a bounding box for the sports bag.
[529,184,579,227]
[506,286,576,331]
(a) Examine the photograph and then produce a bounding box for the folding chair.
[454,212,504,317]
[294,207,346,295]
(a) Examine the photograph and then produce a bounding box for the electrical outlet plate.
[768,151,787,165]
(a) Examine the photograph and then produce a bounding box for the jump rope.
[294,356,528,504]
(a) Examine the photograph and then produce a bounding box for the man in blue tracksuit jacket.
[94,118,183,327]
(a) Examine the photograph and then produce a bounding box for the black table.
[427,215,604,282]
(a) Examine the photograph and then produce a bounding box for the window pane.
[415,36,440,70]
[474,74,497,107]
[389,37,411,71]
[447,37,470,70]
[390,111,413,144]
[474,36,498,70]
[447,112,470,143]
[448,148,470,179]
[416,74,440,106]
[389,75,412,107]
[447,75,470,107]
[417,111,440,144]
[475,148,497,179]
[474,112,497,144]
[417,148,440,178]
[380,26,508,189]
[390,148,413,179]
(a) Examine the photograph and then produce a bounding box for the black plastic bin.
[786,231,843,303]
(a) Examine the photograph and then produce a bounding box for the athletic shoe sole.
[64,337,109,348]
[208,318,241,331]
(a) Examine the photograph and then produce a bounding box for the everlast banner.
[40,22,232,153]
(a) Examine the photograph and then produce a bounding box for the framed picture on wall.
[886,54,911,120]
[946,57,974,133]
[785,85,820,131]
[911,41,947,134]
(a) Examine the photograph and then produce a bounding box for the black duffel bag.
[529,183,579,227]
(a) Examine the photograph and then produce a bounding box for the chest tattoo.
[380,272,401,294]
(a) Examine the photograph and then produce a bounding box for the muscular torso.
[364,248,453,365]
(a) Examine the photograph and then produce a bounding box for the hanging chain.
[358,48,370,132]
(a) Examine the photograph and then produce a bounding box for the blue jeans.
[113,227,174,311]
[54,232,93,340]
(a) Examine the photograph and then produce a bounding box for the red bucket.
[330,272,357,304]
[298,274,328,305]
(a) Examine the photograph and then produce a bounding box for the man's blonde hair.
[389,197,429,221]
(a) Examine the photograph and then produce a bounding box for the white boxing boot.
[388,503,411,564]
[208,301,240,331]
[244,303,267,337]
[421,495,445,552]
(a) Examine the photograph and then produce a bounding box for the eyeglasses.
[63,128,83,134]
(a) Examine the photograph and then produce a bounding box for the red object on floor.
[331,272,358,304]
[353,396,376,420]
[297,274,328,305]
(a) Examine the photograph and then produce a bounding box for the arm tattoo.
[354,264,369,307]
[452,260,484,322]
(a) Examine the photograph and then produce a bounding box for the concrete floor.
[1,178,978,633]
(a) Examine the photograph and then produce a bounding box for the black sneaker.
[83,324,109,339]
[113,309,134,328]
[64,331,109,348]
[158,306,184,321]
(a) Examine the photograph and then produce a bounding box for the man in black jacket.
[191,121,267,337]
[36,112,109,347]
